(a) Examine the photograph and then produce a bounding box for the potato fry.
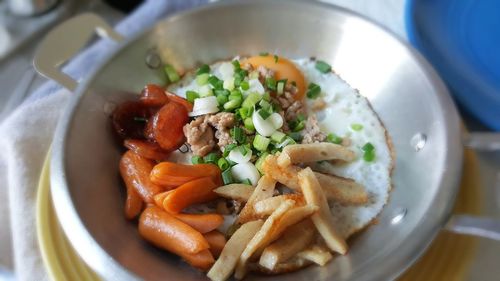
[207,220,263,281]
[278,143,355,167]
[262,155,367,204]
[296,244,333,266]
[214,184,254,202]
[254,194,305,216]
[249,256,312,275]
[259,219,315,270]
[298,167,347,255]
[265,205,318,248]
[235,200,295,279]
[237,175,277,224]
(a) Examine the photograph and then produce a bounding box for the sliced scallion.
[232,60,241,70]
[258,109,271,120]
[259,100,272,111]
[362,142,375,152]
[240,80,250,91]
[218,158,229,170]
[277,79,286,95]
[208,76,223,90]
[231,127,246,144]
[242,93,262,108]
[253,134,271,152]
[204,152,219,164]
[265,77,277,91]
[351,123,364,131]
[315,60,332,73]
[255,152,269,173]
[196,64,210,75]
[273,55,279,63]
[223,98,242,110]
[223,143,237,157]
[216,94,228,106]
[191,155,204,164]
[186,91,199,103]
[241,178,252,185]
[259,52,269,56]
[244,117,255,131]
[327,133,343,144]
[363,149,375,162]
[288,132,302,142]
[164,64,180,83]
[306,83,321,99]
[271,131,286,143]
[196,73,210,86]
[222,169,234,185]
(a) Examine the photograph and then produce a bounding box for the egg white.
[294,58,393,238]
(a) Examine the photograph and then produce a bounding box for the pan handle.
[33,13,124,92]
[445,215,500,241]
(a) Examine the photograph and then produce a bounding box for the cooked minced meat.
[183,116,216,156]
[257,65,275,80]
[208,112,236,148]
[301,115,327,144]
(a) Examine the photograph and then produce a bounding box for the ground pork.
[208,112,236,148]
[183,116,216,156]
[301,115,327,144]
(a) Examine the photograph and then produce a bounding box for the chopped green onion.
[229,90,243,100]
[222,169,234,185]
[232,60,241,70]
[223,77,235,90]
[215,89,230,96]
[253,134,271,152]
[258,109,271,120]
[196,64,210,75]
[249,71,259,80]
[191,155,204,164]
[315,60,332,73]
[196,73,210,86]
[306,83,321,99]
[327,133,343,144]
[242,93,262,108]
[296,114,306,122]
[351,123,364,131]
[271,131,286,143]
[362,142,375,152]
[288,132,303,142]
[241,178,252,185]
[363,149,376,162]
[223,143,238,157]
[280,136,296,147]
[223,98,242,110]
[265,77,277,91]
[277,79,286,95]
[164,64,180,83]
[259,100,272,111]
[239,107,249,119]
[204,152,219,164]
[216,94,228,106]
[240,80,250,91]
[199,86,213,97]
[231,127,246,144]
[208,76,223,90]
[133,117,148,122]
[262,92,271,102]
[218,158,229,170]
[292,120,305,132]
[244,118,255,131]
[238,145,249,156]
[255,152,269,173]
[274,55,279,63]
[259,52,269,56]
[186,91,199,103]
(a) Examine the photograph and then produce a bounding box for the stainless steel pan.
[33,0,500,280]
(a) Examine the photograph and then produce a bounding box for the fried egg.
[294,58,393,238]
[169,57,393,239]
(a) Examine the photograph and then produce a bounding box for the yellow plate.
[36,149,481,281]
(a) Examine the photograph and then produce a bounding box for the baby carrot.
[124,187,143,220]
[180,249,215,271]
[150,162,222,187]
[175,213,224,233]
[120,150,164,203]
[139,206,209,255]
[163,177,219,213]
[153,190,173,208]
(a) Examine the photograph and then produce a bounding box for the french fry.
[262,155,367,204]
[253,194,305,216]
[235,200,295,279]
[296,244,333,266]
[298,168,347,255]
[278,143,355,167]
[259,219,315,270]
[249,256,312,274]
[214,184,254,202]
[207,220,264,281]
[237,175,277,224]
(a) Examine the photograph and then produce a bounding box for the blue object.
[405,0,500,131]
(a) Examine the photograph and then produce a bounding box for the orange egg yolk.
[242,55,306,100]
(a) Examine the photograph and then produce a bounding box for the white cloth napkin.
[0,1,404,280]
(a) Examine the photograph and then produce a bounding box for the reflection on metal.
[410,133,426,152]
[463,132,500,151]
[445,215,500,241]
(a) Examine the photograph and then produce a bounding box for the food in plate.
[112,54,393,280]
